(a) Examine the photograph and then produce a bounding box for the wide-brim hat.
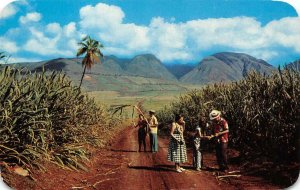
[149,110,155,114]
[209,110,221,120]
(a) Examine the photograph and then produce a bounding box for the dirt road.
[109,127,226,190]
[4,126,281,190]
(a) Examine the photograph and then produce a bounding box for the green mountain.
[124,54,177,81]
[180,52,275,84]
[31,54,177,79]
[9,54,182,93]
[3,52,283,91]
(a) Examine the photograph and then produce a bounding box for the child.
[193,125,202,171]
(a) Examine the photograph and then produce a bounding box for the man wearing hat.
[148,110,159,153]
[209,110,229,172]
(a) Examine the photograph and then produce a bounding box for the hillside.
[165,63,195,79]
[180,52,275,84]
[10,55,181,93]
[285,59,300,72]
[4,52,283,91]
[124,54,177,81]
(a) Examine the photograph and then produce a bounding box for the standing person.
[209,110,229,172]
[193,117,210,171]
[135,114,148,152]
[148,110,158,153]
[167,114,188,173]
[193,126,202,171]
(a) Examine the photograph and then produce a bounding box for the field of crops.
[0,67,121,171]
[157,68,300,163]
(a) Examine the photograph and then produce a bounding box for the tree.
[76,36,104,88]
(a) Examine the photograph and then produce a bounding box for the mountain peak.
[132,54,161,63]
[180,52,275,84]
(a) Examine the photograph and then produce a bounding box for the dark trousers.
[215,142,228,170]
[138,129,146,151]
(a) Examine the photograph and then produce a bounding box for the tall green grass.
[157,68,300,162]
[0,67,121,170]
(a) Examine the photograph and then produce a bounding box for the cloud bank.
[0,2,299,64]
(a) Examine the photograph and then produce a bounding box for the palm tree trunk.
[79,65,87,88]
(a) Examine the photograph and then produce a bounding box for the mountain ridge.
[180,52,276,84]
[2,52,285,91]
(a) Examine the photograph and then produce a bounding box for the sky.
[0,0,299,66]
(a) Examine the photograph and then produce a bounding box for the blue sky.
[0,0,299,66]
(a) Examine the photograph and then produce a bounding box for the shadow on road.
[128,165,175,172]
[110,149,138,152]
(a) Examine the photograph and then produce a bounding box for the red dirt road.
[3,126,281,190]
[109,127,227,190]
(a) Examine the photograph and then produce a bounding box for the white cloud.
[79,3,124,30]
[63,22,77,37]
[0,4,17,19]
[243,49,280,61]
[19,12,41,24]
[23,27,61,55]
[264,17,300,52]
[2,2,299,64]
[7,57,42,64]
[0,37,19,53]
[76,3,300,62]
[46,22,62,34]
[79,3,150,54]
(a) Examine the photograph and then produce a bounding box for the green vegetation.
[76,36,104,88]
[157,68,300,162]
[0,67,121,170]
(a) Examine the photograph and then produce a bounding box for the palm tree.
[76,36,104,88]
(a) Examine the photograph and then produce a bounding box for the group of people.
[134,109,229,173]
[134,110,159,153]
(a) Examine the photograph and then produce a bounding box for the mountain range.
[3,52,298,92]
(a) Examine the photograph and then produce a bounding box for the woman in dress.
[135,114,148,152]
[167,114,188,173]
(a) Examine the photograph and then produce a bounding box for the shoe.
[196,168,201,171]
[176,169,182,173]
[180,167,186,171]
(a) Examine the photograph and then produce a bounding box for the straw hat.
[209,110,221,120]
[149,110,156,114]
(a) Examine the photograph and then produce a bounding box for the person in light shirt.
[148,110,158,153]
[209,110,229,172]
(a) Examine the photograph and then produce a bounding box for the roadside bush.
[0,67,121,170]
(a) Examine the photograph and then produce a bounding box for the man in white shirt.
[148,110,158,152]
